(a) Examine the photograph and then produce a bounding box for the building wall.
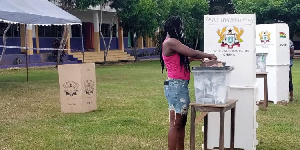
[0,37,126,54]
[70,38,84,52]
[0,37,21,54]
[71,10,116,25]
[100,37,118,50]
[124,37,129,49]
[38,37,56,53]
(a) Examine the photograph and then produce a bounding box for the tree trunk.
[101,33,108,64]
[104,26,114,63]
[0,23,11,64]
[99,8,108,64]
[103,43,107,64]
[100,30,108,64]
[101,8,117,64]
[194,36,199,50]
[57,26,67,67]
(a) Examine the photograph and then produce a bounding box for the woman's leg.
[165,79,190,150]
[168,110,178,150]
[176,114,187,150]
[168,110,187,150]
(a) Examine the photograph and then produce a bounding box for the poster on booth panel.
[204,14,256,87]
[256,24,277,54]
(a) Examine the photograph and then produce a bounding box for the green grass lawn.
[0,60,299,150]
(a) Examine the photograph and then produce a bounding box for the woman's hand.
[208,54,217,60]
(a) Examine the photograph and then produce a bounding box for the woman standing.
[160,16,217,150]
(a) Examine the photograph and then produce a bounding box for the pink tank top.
[162,39,190,80]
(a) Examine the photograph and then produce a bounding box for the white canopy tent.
[0,0,81,25]
[0,0,83,81]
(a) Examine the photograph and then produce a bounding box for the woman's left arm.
[188,57,203,62]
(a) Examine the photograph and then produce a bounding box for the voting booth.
[256,24,290,104]
[203,14,258,150]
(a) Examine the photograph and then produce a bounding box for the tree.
[99,6,117,64]
[0,23,11,64]
[164,0,209,49]
[208,0,235,15]
[111,0,159,61]
[234,0,300,38]
[49,0,107,12]
[155,0,171,27]
[189,0,210,49]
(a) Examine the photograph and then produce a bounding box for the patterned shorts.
[164,79,190,115]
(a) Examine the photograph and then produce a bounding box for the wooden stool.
[190,100,238,150]
[256,73,268,110]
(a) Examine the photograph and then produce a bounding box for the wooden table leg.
[265,75,268,108]
[263,75,268,110]
[190,106,196,150]
[230,107,236,150]
[204,113,208,150]
[219,110,225,150]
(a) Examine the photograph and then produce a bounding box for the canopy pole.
[25,24,29,82]
[81,25,84,63]
[0,23,11,63]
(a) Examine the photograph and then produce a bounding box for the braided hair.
[159,16,190,74]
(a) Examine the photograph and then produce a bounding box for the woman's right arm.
[166,38,217,60]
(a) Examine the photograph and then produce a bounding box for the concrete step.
[69,51,135,63]
[71,52,130,57]
[75,55,133,60]
[82,58,135,63]
[71,50,127,54]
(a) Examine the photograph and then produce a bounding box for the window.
[0,23,20,37]
[100,23,116,37]
[38,25,63,37]
[71,25,82,37]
